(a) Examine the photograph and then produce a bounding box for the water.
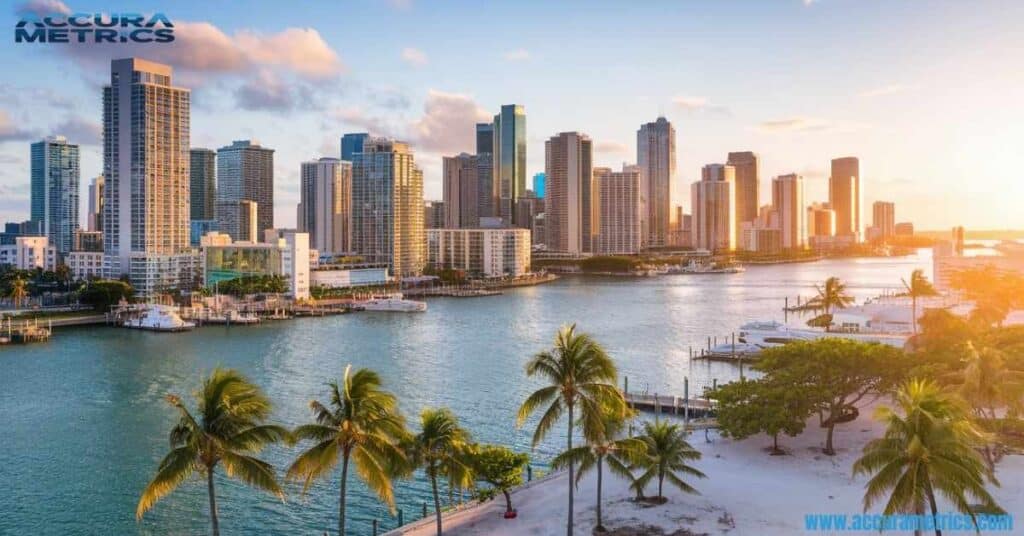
[0,253,930,535]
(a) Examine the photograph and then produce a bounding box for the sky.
[1,0,1022,231]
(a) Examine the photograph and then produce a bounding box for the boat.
[361,294,427,312]
[736,319,907,349]
[204,310,261,325]
[671,260,745,274]
[125,304,195,332]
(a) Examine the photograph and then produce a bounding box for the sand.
[391,408,1024,535]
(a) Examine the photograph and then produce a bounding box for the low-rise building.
[311,263,390,289]
[199,229,310,299]
[427,227,531,278]
[0,236,57,270]
[66,250,104,280]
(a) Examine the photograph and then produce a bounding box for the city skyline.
[0,1,1021,231]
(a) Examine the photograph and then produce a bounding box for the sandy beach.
[393,408,1024,535]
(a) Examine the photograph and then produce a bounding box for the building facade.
[341,133,369,161]
[594,165,642,255]
[298,157,352,256]
[727,151,759,234]
[31,136,79,256]
[216,140,274,242]
[102,58,193,296]
[533,172,546,198]
[637,117,675,248]
[442,153,480,228]
[427,228,531,278]
[200,229,310,299]
[771,173,806,250]
[829,156,861,241]
[807,202,836,249]
[0,236,56,271]
[351,138,426,278]
[544,132,593,255]
[492,104,527,226]
[87,175,104,232]
[189,148,216,221]
[872,201,896,243]
[692,164,736,252]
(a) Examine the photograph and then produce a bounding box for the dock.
[624,392,716,418]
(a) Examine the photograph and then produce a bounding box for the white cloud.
[754,116,832,133]
[504,49,530,62]
[858,84,911,98]
[672,95,708,110]
[52,116,101,145]
[0,110,38,142]
[14,0,70,17]
[595,141,629,154]
[401,47,429,68]
[410,90,491,154]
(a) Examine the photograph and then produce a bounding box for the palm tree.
[136,368,289,536]
[812,276,855,317]
[948,345,1024,469]
[632,420,705,502]
[550,408,644,532]
[852,379,1002,536]
[287,366,407,536]
[8,277,28,308]
[902,269,938,335]
[408,408,472,536]
[516,324,625,536]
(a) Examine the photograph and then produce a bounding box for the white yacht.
[737,319,907,349]
[126,304,195,332]
[674,260,745,274]
[361,294,427,313]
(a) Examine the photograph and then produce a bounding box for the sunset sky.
[1,0,1021,230]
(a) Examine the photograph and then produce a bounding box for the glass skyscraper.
[492,104,526,226]
[189,148,216,221]
[30,136,79,255]
[532,172,545,198]
[341,132,369,161]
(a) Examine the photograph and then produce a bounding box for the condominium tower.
[829,156,861,241]
[189,148,215,221]
[771,173,806,250]
[298,157,351,255]
[872,201,896,242]
[637,117,676,248]
[350,138,425,278]
[691,164,735,252]
[594,165,642,255]
[216,140,274,241]
[544,132,593,255]
[30,136,79,255]
[492,104,527,226]
[442,153,480,228]
[727,151,760,232]
[87,175,103,232]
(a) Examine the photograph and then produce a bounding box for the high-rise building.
[829,157,861,241]
[771,173,806,250]
[341,133,369,161]
[492,104,527,226]
[102,58,193,295]
[807,202,836,239]
[691,164,735,252]
[351,138,425,278]
[424,201,445,230]
[189,148,215,221]
[594,165,642,255]
[475,123,493,155]
[30,136,79,256]
[533,172,546,198]
[298,157,352,256]
[87,175,104,232]
[215,199,259,242]
[442,153,480,228]
[727,151,759,232]
[637,117,675,248]
[427,227,531,278]
[895,222,914,236]
[544,132,593,255]
[216,140,274,241]
[872,201,896,243]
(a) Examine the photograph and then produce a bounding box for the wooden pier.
[624,392,715,417]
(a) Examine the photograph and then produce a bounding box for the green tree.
[467,444,529,518]
[708,378,812,454]
[286,366,407,536]
[54,263,72,291]
[516,324,625,536]
[78,279,134,311]
[756,338,906,455]
[632,420,705,502]
[810,276,855,319]
[550,409,644,531]
[7,277,28,308]
[136,368,289,536]
[902,269,938,335]
[853,379,1002,536]
[407,408,473,536]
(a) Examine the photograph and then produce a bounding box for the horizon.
[1,0,1021,230]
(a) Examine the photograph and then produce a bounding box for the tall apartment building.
[727,151,759,232]
[829,156,861,241]
[189,148,216,221]
[637,117,675,248]
[475,123,493,155]
[442,153,480,228]
[872,201,896,242]
[216,140,274,241]
[691,164,735,252]
[594,165,642,254]
[30,136,79,255]
[298,157,352,256]
[424,201,445,230]
[87,175,104,232]
[427,227,531,278]
[807,202,836,239]
[771,173,806,250]
[544,132,593,255]
[492,104,527,226]
[102,58,193,295]
[351,138,426,278]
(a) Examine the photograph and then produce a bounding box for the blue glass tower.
[341,133,369,161]
[533,172,545,198]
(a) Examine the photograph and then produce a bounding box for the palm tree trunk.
[206,468,220,536]
[567,401,574,536]
[339,452,350,536]
[431,471,442,536]
[824,423,836,456]
[925,480,942,536]
[596,455,604,531]
[657,470,664,500]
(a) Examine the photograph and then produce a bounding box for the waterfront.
[1,253,929,535]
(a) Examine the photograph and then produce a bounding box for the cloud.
[401,47,429,68]
[14,0,70,17]
[858,84,911,98]
[234,70,313,112]
[504,49,530,62]
[368,85,411,110]
[0,84,74,110]
[754,117,833,133]
[410,90,491,154]
[0,110,38,142]
[52,116,101,145]
[672,95,731,117]
[329,107,396,138]
[673,96,708,110]
[595,141,629,154]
